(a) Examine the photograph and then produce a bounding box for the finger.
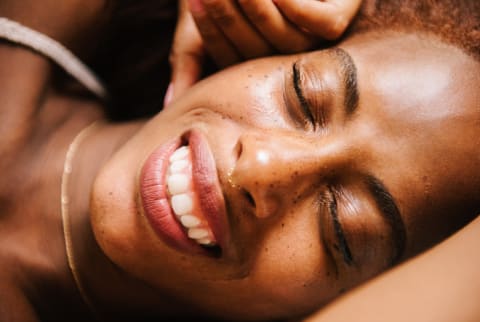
[188,0,241,67]
[238,0,316,54]
[200,0,272,59]
[273,0,363,40]
[167,47,203,105]
[166,2,204,106]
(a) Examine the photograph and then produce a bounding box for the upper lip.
[187,129,229,250]
[139,128,229,256]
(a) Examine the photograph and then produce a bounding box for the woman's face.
[91,32,480,319]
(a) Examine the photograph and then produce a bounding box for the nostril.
[234,138,243,160]
[244,190,256,208]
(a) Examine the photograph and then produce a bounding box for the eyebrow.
[329,49,407,262]
[331,47,359,116]
[365,175,407,265]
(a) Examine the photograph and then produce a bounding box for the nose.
[230,132,345,218]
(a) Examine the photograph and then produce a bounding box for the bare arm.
[0,0,111,154]
[306,215,480,322]
[0,0,111,104]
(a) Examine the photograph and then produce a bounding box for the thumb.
[165,5,205,107]
[166,46,204,106]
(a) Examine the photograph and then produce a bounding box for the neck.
[1,94,185,320]
[0,40,178,320]
[59,119,149,320]
[1,101,156,321]
[63,119,186,321]
[61,120,130,320]
[0,99,106,320]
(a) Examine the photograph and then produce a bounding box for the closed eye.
[328,186,353,266]
[292,62,315,127]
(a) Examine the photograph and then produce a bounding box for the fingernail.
[188,0,205,14]
[163,83,174,107]
[272,0,281,7]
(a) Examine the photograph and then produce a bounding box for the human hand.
[165,0,205,107]
[165,0,314,106]
[165,0,362,106]
[273,0,363,41]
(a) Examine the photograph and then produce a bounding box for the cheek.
[90,154,143,266]
[177,59,291,130]
[246,205,337,312]
[91,162,197,288]
[89,128,169,278]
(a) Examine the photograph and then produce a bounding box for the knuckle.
[239,2,269,24]
[289,8,309,23]
[196,22,218,40]
[215,12,236,28]
[169,48,202,67]
[324,15,348,40]
[169,48,182,66]
[203,0,236,27]
[169,38,203,66]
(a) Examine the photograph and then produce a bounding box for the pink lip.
[139,130,228,255]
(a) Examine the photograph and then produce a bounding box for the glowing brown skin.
[90,32,480,320]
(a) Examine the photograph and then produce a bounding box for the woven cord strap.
[0,17,108,100]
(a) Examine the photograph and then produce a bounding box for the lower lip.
[140,137,206,254]
[139,131,227,255]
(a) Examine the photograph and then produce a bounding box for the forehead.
[342,32,479,123]
[334,33,480,254]
[338,32,480,169]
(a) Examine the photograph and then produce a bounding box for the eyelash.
[291,62,351,265]
[327,186,353,266]
[318,186,354,268]
[292,62,316,128]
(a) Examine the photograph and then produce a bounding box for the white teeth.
[180,215,201,228]
[167,174,190,195]
[169,146,189,162]
[197,237,214,245]
[169,159,189,173]
[188,228,209,239]
[171,194,193,215]
[167,146,217,247]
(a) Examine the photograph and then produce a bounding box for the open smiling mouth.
[166,146,217,246]
[140,130,226,257]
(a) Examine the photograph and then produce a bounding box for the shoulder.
[0,276,40,322]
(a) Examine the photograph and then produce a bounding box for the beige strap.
[0,17,108,99]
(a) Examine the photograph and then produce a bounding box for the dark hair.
[348,0,480,61]
[92,0,177,120]
[92,0,479,120]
